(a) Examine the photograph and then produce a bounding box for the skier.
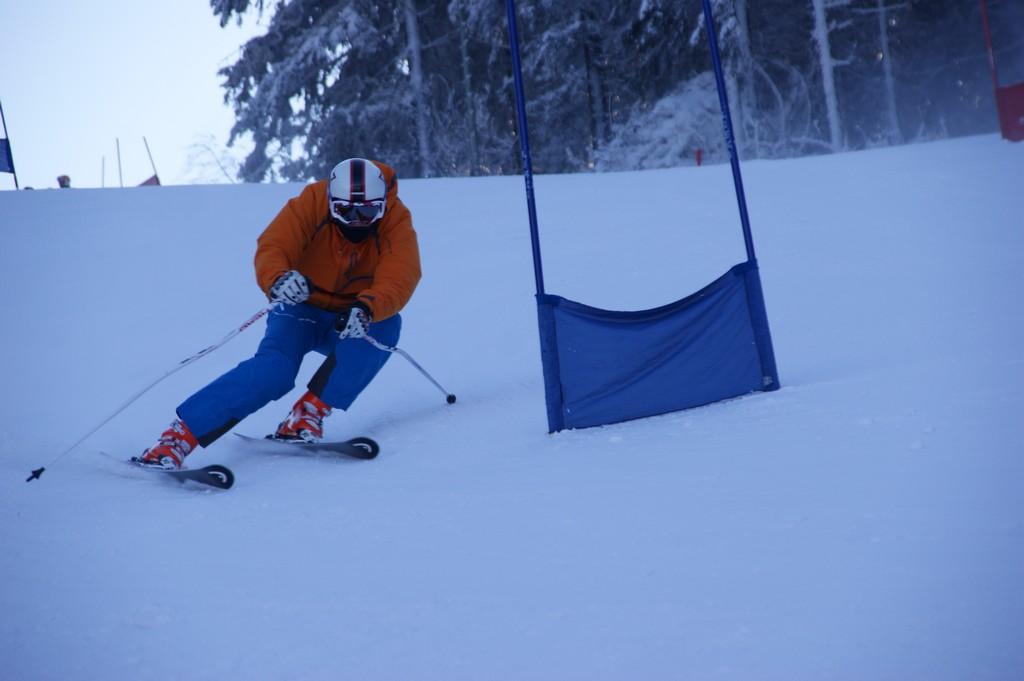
[134,158,421,469]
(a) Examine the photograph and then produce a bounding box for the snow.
[1,135,1022,680]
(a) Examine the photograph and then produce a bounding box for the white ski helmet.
[328,158,387,227]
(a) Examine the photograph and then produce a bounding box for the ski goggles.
[330,198,386,226]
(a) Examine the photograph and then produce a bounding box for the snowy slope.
[1,136,1022,680]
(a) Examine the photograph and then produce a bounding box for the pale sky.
[0,1,263,190]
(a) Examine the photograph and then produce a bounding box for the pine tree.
[207,0,1006,181]
[214,0,453,181]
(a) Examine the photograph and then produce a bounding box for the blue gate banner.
[537,261,778,432]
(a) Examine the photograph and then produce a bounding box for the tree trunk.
[877,0,903,144]
[458,13,481,175]
[811,0,844,151]
[581,10,607,167]
[733,0,760,157]
[403,0,432,177]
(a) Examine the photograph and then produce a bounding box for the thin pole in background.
[0,98,20,190]
[116,138,124,188]
[143,136,159,181]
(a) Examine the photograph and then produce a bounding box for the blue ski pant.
[177,303,401,447]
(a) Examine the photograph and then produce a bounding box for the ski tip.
[202,465,235,490]
[347,437,380,459]
[25,467,46,483]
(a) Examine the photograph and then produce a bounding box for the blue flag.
[536,261,779,432]
[0,138,13,174]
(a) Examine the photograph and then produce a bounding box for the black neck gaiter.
[334,220,377,244]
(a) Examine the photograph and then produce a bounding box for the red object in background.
[995,83,1024,142]
[979,0,1023,142]
[695,148,703,166]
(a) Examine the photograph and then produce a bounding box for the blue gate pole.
[702,0,779,391]
[701,0,756,263]
[506,0,566,431]
[505,0,546,296]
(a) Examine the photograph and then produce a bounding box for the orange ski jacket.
[254,161,421,321]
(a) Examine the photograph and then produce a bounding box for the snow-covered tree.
[208,0,1007,180]
[212,0,459,181]
[595,72,721,171]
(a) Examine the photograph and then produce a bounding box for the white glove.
[337,305,371,339]
[269,270,311,305]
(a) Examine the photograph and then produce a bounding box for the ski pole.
[26,303,278,482]
[363,335,456,405]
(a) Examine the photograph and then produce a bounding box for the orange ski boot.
[134,418,199,469]
[273,391,332,443]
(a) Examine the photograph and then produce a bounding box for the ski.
[135,462,235,489]
[128,456,235,489]
[234,432,380,460]
[100,451,235,490]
